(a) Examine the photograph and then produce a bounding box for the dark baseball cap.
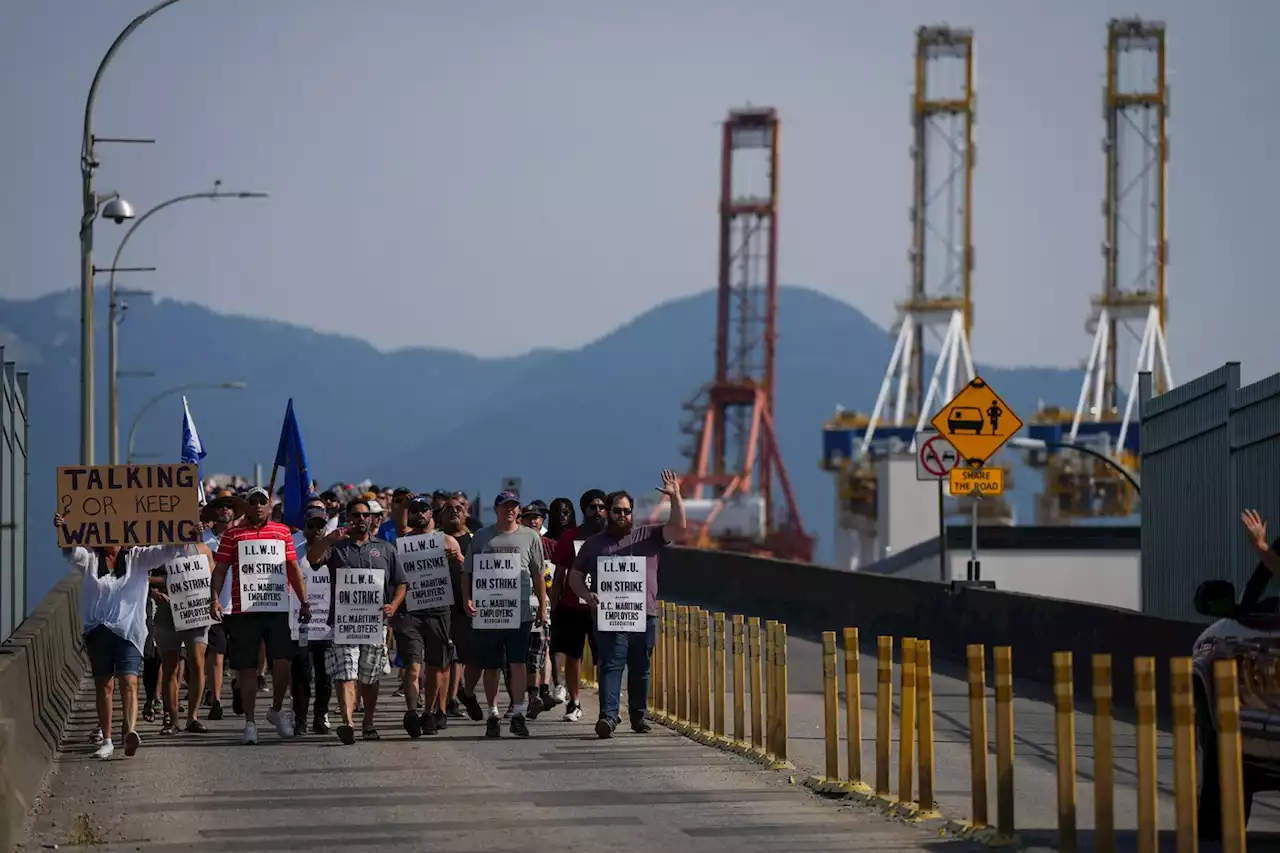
[521,502,546,517]
[408,494,432,510]
[304,507,327,524]
[494,490,521,508]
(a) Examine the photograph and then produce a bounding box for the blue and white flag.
[181,395,208,505]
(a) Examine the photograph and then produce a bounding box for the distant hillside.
[2,287,1085,603]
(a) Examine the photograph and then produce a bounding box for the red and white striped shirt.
[213,521,297,614]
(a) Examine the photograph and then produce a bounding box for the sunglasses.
[587,502,605,510]
[610,507,632,516]
[247,497,269,506]
[408,504,431,513]
[305,520,327,530]
[442,504,462,512]
[348,511,375,519]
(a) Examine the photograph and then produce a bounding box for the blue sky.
[2,0,1276,383]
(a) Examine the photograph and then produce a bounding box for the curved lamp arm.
[126,381,246,464]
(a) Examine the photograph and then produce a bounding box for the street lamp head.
[102,196,136,224]
[221,381,248,389]
[234,191,270,199]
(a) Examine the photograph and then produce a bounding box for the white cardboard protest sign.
[289,558,333,642]
[333,568,384,645]
[472,553,521,629]
[164,551,215,631]
[596,556,646,633]
[398,533,453,612]
[237,539,288,613]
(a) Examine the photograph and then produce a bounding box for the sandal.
[142,700,156,723]
[362,728,380,741]
[183,719,208,734]
[159,713,175,735]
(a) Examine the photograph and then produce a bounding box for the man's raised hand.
[657,468,681,498]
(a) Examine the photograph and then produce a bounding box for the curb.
[647,708,1019,848]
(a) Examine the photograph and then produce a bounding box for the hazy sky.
[2,1,1276,384]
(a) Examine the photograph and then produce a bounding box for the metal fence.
[0,347,30,643]
[1139,362,1280,620]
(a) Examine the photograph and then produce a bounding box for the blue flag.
[181,396,208,505]
[274,398,311,530]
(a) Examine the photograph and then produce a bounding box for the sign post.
[930,378,1023,585]
[915,429,959,582]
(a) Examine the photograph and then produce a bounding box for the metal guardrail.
[0,348,30,644]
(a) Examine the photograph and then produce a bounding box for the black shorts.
[222,612,295,672]
[206,623,228,655]
[550,606,596,660]
[474,621,534,671]
[393,610,452,669]
[450,606,476,666]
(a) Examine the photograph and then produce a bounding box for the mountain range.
[2,286,1087,605]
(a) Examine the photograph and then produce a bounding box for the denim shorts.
[84,625,144,680]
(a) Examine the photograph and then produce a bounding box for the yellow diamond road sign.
[930,376,1023,467]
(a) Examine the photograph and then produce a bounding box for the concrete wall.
[660,544,1200,712]
[1139,363,1280,621]
[0,572,84,852]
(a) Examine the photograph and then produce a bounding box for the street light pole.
[80,0,186,466]
[106,184,270,463]
[125,381,247,464]
[1012,437,1141,493]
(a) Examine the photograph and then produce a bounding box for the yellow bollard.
[994,646,1015,839]
[693,610,706,732]
[917,639,936,814]
[669,602,679,719]
[876,636,894,795]
[1135,657,1157,853]
[967,644,989,828]
[776,623,790,762]
[701,610,713,732]
[713,613,726,738]
[821,631,839,780]
[676,606,688,723]
[898,637,917,805]
[1053,652,1077,853]
[654,602,665,717]
[844,628,863,784]
[732,615,746,743]
[1214,659,1247,853]
[1092,654,1114,853]
[1170,658,1197,852]
[748,617,763,750]
[765,619,779,757]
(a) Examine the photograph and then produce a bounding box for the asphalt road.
[712,631,1280,851]
[22,674,986,853]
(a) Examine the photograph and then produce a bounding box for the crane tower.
[1075,18,1172,450]
[678,107,812,563]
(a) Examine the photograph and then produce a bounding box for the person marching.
[392,494,465,737]
[306,498,408,744]
[460,491,547,738]
[550,489,607,722]
[570,470,686,739]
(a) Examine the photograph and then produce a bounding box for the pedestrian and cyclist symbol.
[930,377,1023,467]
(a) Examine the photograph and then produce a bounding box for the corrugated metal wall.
[0,348,30,643]
[1140,363,1280,620]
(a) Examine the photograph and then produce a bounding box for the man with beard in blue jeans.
[570,469,686,739]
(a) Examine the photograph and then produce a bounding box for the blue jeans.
[596,615,657,724]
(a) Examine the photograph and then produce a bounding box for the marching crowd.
[57,468,685,758]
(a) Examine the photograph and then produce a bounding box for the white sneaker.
[553,685,568,703]
[563,702,583,722]
[241,722,259,745]
[275,708,295,738]
[93,740,115,759]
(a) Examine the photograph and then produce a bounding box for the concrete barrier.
[662,547,1205,712]
[0,572,84,852]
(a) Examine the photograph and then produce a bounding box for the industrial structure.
[820,25,1000,569]
[1024,18,1170,523]
[648,106,812,563]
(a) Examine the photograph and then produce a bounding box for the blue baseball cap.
[494,490,521,508]
[407,494,432,510]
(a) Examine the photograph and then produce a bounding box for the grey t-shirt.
[463,524,544,624]
[314,537,408,627]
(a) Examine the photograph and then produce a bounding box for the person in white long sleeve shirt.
[55,512,189,760]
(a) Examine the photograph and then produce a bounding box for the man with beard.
[549,489,607,722]
[306,499,408,744]
[393,495,464,737]
[437,494,476,719]
[200,490,244,721]
[377,488,413,544]
[570,470,686,739]
[211,487,311,744]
